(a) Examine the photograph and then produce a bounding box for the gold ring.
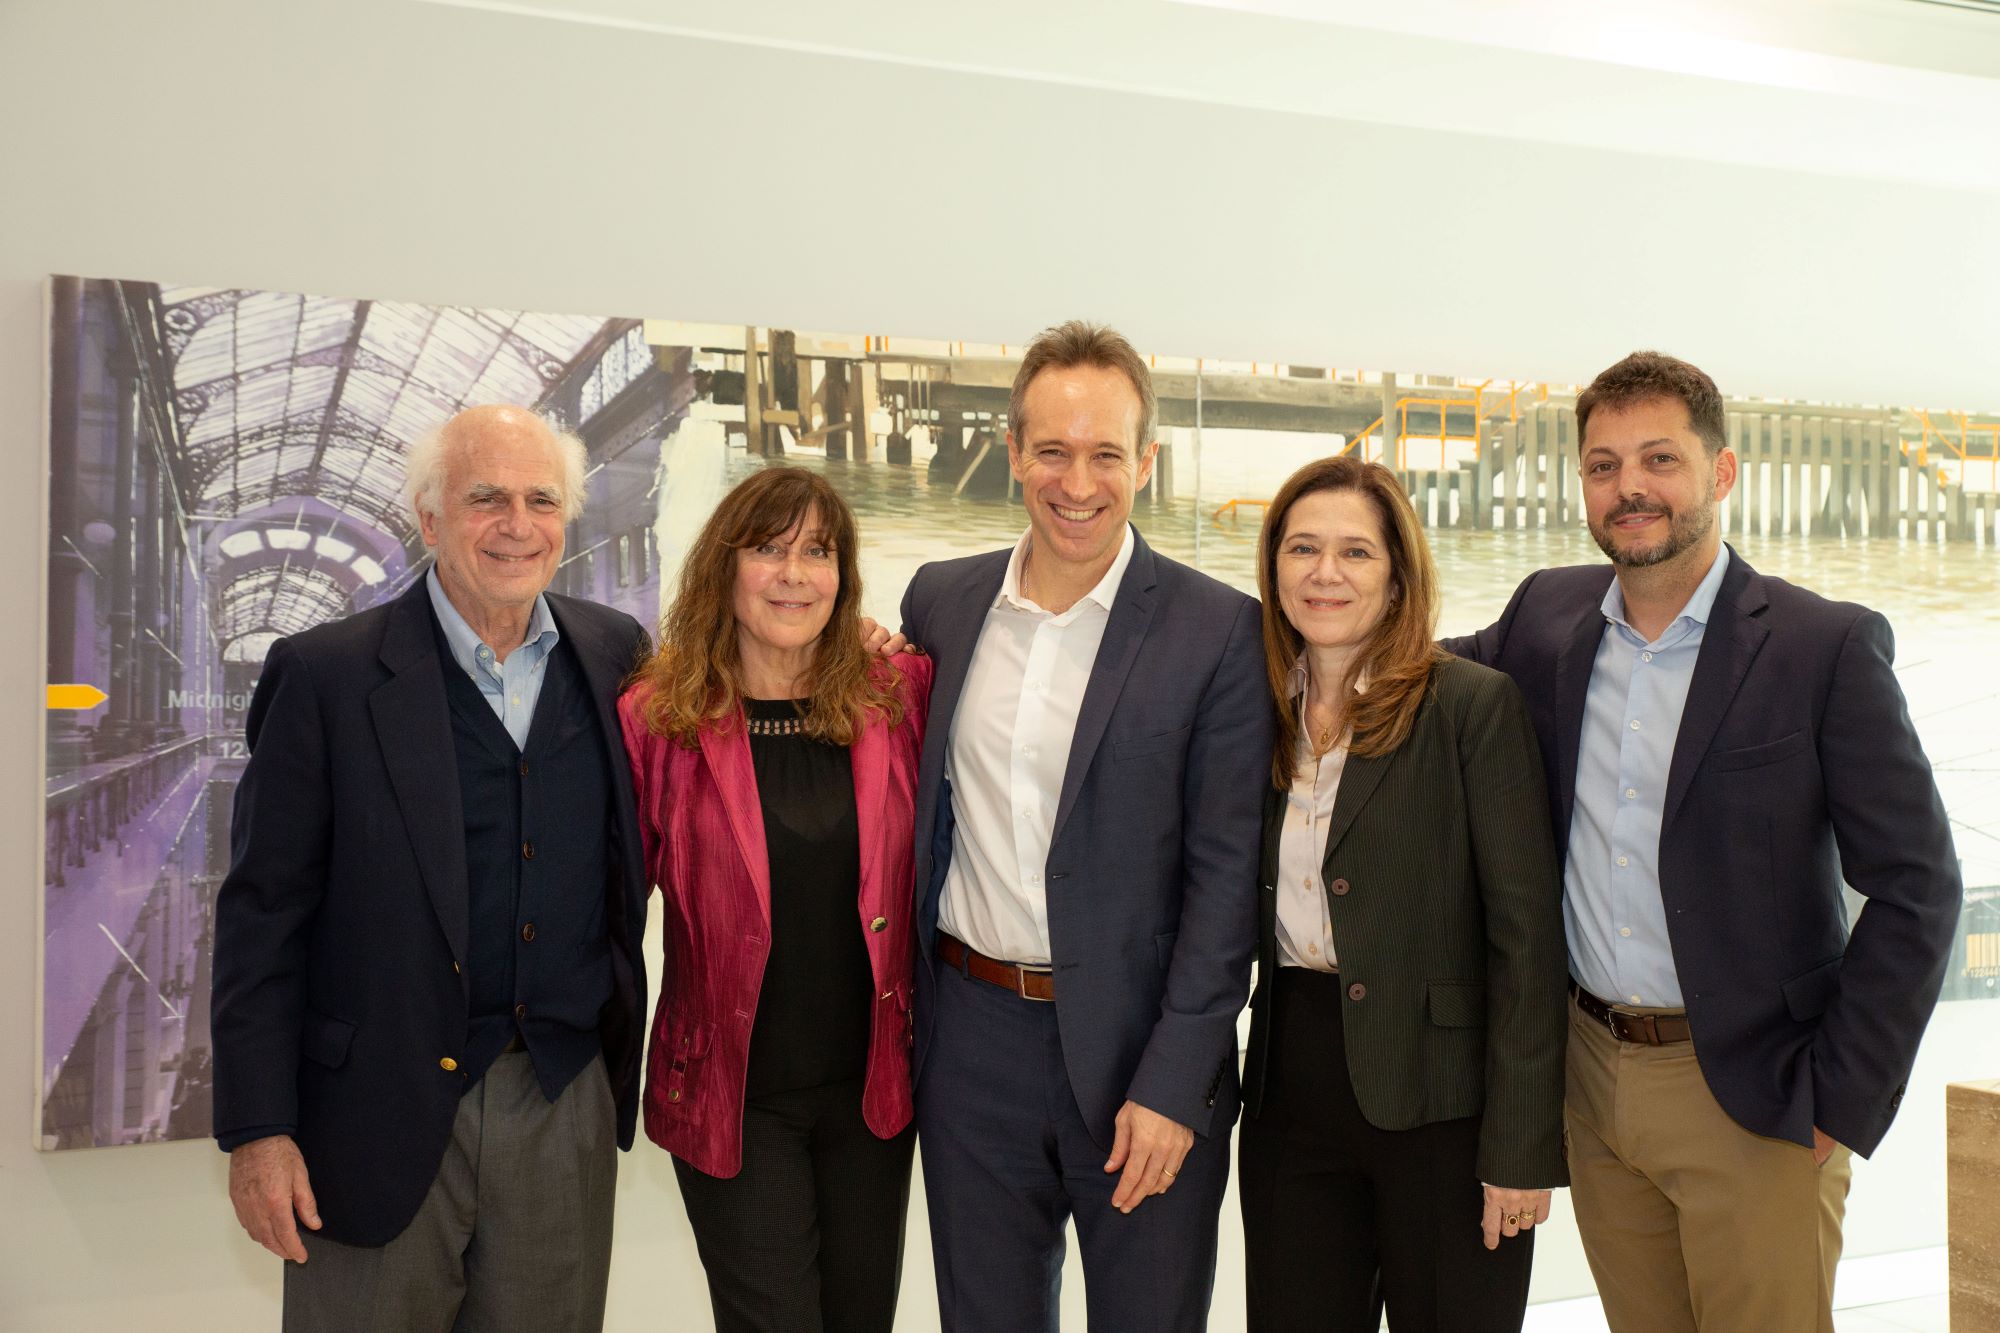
[1161,1168,1176,1180]
[1505,1213,1521,1226]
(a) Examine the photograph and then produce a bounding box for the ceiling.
[423,0,2000,191]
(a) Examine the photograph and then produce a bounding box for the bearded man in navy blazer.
[1445,351,1959,1332]
[900,322,1271,1332]
[211,405,650,1332]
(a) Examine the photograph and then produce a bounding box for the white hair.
[404,407,590,527]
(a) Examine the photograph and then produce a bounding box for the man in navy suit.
[901,322,1270,1331]
[1446,351,1959,1331]
[212,405,650,1331]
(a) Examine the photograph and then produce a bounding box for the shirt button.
[1642,652,1654,662]
[1616,856,1629,868]
[1625,788,1637,799]
[522,841,536,860]
[1619,927,1633,938]
[519,760,530,777]
[1022,745,1036,757]
[1629,995,1643,1005]
[510,695,521,706]
[1630,720,1641,731]
[521,922,537,942]
[1307,943,1319,956]
[1028,872,1041,885]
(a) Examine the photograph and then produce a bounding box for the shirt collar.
[995,523,1137,616]
[1600,542,1731,638]
[426,565,559,676]
[1286,659,1371,700]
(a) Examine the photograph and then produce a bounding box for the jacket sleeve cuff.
[217,1124,296,1153]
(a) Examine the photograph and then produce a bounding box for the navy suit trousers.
[916,958,1230,1333]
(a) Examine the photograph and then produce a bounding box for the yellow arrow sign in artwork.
[46,684,109,710]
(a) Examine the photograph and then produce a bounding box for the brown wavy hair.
[1257,456,1444,789]
[631,466,901,746]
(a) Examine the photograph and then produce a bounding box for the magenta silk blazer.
[615,652,932,1178]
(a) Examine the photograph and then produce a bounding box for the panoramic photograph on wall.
[39,274,2000,1148]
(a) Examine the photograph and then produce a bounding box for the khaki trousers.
[1565,994,1852,1333]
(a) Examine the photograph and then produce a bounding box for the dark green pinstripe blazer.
[1241,654,1569,1188]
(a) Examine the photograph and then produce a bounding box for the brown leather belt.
[1572,983,1692,1045]
[938,934,1055,1002]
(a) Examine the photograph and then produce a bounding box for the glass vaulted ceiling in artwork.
[159,287,607,541]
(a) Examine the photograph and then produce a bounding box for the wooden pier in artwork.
[1401,403,2000,546]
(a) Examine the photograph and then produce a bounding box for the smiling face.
[418,413,568,631]
[1008,363,1157,579]
[731,508,840,669]
[1580,395,1737,570]
[1274,487,1395,656]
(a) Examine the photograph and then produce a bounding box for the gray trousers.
[283,1050,618,1333]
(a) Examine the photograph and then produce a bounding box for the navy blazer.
[901,529,1272,1144]
[211,577,651,1246]
[1444,548,1960,1157]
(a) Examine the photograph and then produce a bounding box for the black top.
[742,697,871,1098]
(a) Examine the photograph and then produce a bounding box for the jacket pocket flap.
[301,1012,357,1069]
[1113,725,1192,762]
[1781,956,1843,1022]
[1708,730,1809,773]
[1426,980,1485,1028]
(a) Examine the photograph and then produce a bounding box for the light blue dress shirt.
[1565,544,1731,1008]
[426,567,560,750]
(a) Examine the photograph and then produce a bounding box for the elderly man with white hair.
[212,404,652,1332]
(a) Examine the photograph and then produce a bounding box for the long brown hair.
[632,466,901,746]
[1257,456,1444,789]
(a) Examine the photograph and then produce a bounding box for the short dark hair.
[1008,320,1157,453]
[1576,351,1727,456]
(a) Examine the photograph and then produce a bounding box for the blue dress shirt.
[426,567,560,750]
[1565,544,1731,1008]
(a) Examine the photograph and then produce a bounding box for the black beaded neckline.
[743,697,810,737]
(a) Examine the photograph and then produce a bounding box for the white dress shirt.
[939,525,1137,965]
[1275,665,1351,972]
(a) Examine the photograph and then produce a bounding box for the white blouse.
[1275,668,1353,972]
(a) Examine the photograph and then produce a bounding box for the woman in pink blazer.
[618,467,930,1333]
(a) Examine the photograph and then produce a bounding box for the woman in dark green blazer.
[1237,456,1568,1333]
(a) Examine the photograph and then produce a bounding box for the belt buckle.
[1015,962,1055,1002]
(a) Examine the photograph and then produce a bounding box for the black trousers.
[674,1076,915,1333]
[1238,968,1533,1333]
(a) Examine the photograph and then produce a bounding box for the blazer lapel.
[369,581,471,969]
[851,717,891,916]
[697,720,773,929]
[911,553,1007,872]
[548,596,644,877]
[1552,589,1610,840]
[1663,553,1769,827]
[1319,748,1394,863]
[1052,536,1158,845]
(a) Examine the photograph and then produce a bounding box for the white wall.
[3,1,1995,1327]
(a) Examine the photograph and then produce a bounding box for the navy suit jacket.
[210,577,651,1245]
[901,530,1272,1144]
[1444,548,1959,1157]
